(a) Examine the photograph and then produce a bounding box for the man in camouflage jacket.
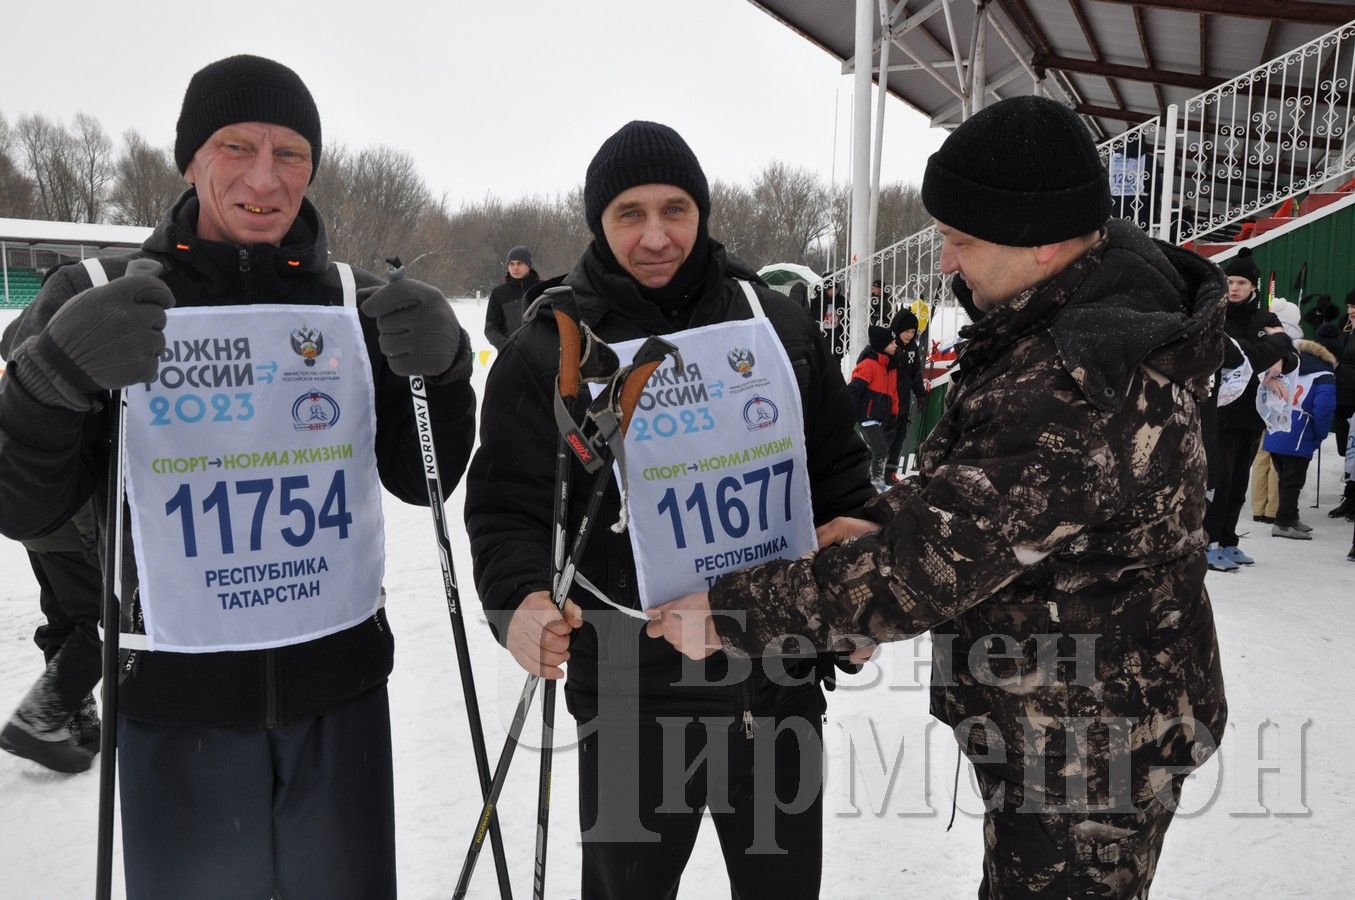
[649,97,1228,898]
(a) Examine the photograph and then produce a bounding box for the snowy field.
[1,300,1352,898]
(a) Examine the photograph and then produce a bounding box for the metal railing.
[819,18,1355,365]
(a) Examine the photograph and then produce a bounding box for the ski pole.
[386,257,513,899]
[454,341,675,899]
[96,257,164,900]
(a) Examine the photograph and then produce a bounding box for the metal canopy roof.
[746,0,1355,138]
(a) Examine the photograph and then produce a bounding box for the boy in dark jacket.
[1264,339,1337,538]
[884,307,929,482]
[484,244,540,349]
[847,324,900,485]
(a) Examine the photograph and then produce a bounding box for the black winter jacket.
[465,241,873,720]
[484,270,540,350]
[0,190,477,728]
[1216,291,1298,431]
[1332,326,1355,410]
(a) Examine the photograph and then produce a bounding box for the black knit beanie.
[1223,247,1261,286]
[506,245,533,267]
[868,325,895,354]
[889,308,919,337]
[584,121,711,240]
[175,55,322,181]
[922,96,1111,246]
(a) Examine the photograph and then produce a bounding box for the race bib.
[606,285,816,609]
[122,301,385,652]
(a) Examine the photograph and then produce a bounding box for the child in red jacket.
[848,325,900,486]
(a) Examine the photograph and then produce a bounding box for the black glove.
[11,275,174,411]
[360,278,466,379]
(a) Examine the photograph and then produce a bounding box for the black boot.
[1329,482,1355,520]
[69,694,101,752]
[0,657,96,774]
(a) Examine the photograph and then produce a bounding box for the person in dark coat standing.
[484,244,540,349]
[882,307,929,482]
[0,55,476,898]
[650,96,1228,900]
[847,324,901,485]
[466,120,871,899]
[1202,247,1298,571]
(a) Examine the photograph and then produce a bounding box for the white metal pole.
[868,0,891,251]
[850,0,875,365]
[971,6,987,116]
[1158,104,1180,243]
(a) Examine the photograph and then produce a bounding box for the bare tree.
[308,144,435,273]
[709,178,760,261]
[71,113,114,222]
[0,112,37,218]
[16,114,82,221]
[749,161,832,265]
[109,130,183,226]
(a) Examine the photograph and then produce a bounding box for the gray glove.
[360,278,465,379]
[12,275,175,411]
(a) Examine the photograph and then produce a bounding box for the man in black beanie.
[0,54,476,898]
[650,95,1229,899]
[466,120,871,898]
[484,244,540,349]
[1203,247,1299,563]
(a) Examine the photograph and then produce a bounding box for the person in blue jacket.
[1264,339,1337,539]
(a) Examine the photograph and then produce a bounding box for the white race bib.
[122,301,385,652]
[606,284,816,610]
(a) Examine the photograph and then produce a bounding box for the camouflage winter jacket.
[710,219,1229,804]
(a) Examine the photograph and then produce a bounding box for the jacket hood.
[957,219,1224,412]
[1295,338,1337,370]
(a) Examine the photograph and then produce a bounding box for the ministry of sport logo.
[290,326,324,367]
[727,347,756,379]
[743,396,778,430]
[292,392,341,431]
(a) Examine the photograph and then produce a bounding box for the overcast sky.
[3,0,947,207]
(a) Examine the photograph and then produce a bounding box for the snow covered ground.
[1,300,1352,898]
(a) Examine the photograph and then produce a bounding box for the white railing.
[819,18,1355,365]
[1170,20,1355,245]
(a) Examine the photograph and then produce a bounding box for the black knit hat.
[584,121,710,236]
[889,308,919,337]
[868,325,895,354]
[175,55,322,180]
[922,96,1111,246]
[506,245,533,266]
[1223,247,1261,286]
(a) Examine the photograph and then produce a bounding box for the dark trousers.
[885,413,912,475]
[577,692,824,900]
[118,685,395,900]
[1204,427,1263,547]
[1271,453,1312,526]
[28,548,102,713]
[975,766,1184,899]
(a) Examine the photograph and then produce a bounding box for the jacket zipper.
[237,246,252,274]
[741,681,755,739]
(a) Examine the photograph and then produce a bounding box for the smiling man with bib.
[0,55,475,899]
[466,121,872,898]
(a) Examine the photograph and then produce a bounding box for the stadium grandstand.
[0,218,151,310]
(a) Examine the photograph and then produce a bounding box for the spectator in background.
[868,278,890,324]
[811,275,844,361]
[1203,248,1297,572]
[1264,338,1337,539]
[848,324,901,488]
[1302,293,1338,334]
[1271,296,1304,341]
[1327,297,1355,520]
[484,244,539,350]
[882,308,929,483]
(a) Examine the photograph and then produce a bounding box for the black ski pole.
[454,340,676,900]
[386,257,513,899]
[96,257,164,900]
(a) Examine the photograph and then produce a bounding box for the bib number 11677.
[164,470,353,558]
[655,460,795,550]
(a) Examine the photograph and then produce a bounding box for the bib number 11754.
[655,460,795,549]
[164,470,353,557]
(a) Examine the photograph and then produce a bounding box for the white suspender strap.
[738,280,766,319]
[81,257,109,287]
[335,262,357,309]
